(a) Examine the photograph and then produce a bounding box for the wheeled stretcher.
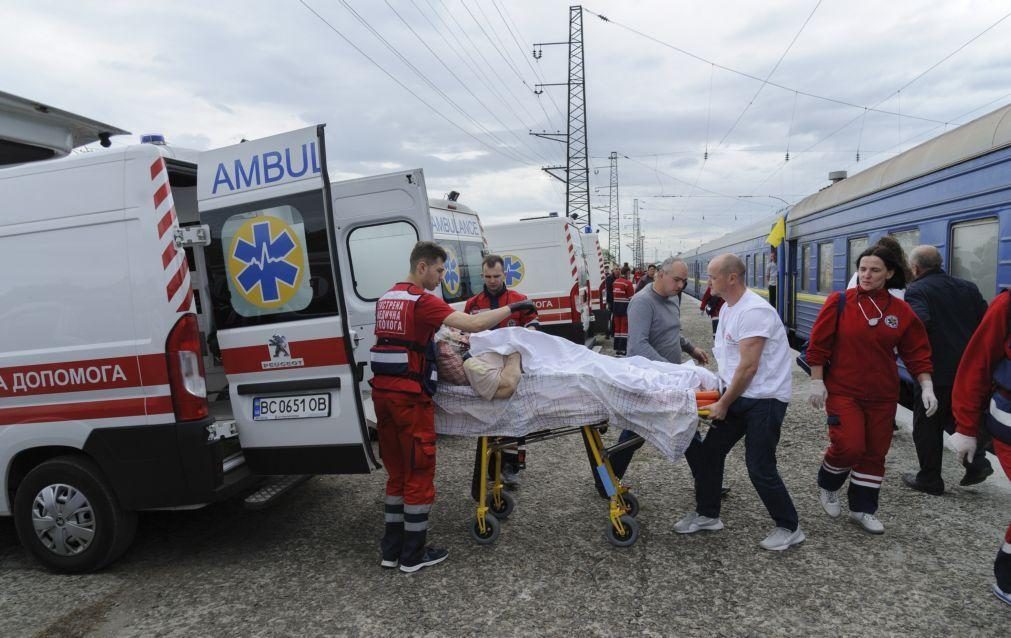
[439,388,722,548]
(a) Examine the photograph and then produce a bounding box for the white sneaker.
[849,511,884,534]
[674,511,724,534]
[760,526,806,551]
[819,488,841,518]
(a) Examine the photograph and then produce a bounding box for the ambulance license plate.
[252,394,331,421]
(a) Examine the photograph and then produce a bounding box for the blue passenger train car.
[684,216,783,308]
[686,103,1011,351]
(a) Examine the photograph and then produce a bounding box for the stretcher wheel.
[490,492,515,520]
[621,492,640,518]
[606,515,639,548]
[470,514,500,545]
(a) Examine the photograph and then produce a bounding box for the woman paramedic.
[805,242,937,534]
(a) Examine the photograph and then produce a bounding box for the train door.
[787,239,798,329]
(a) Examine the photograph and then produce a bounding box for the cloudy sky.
[4,0,1011,262]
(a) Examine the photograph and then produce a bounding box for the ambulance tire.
[13,455,138,573]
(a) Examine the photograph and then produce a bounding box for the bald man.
[903,245,992,495]
[674,253,802,551]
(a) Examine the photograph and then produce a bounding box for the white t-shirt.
[713,289,792,402]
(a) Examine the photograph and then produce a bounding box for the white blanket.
[434,328,720,463]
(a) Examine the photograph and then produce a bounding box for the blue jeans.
[695,396,798,531]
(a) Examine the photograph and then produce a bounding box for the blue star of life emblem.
[503,255,524,287]
[232,221,300,303]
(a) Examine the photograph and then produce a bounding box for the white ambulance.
[483,215,592,344]
[0,99,443,572]
[579,230,607,333]
[428,194,488,310]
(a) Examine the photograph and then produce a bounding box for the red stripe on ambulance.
[220,337,349,375]
[150,157,165,180]
[149,158,193,313]
[153,182,170,209]
[0,354,169,398]
[161,242,177,269]
[166,260,188,301]
[157,208,176,239]
[0,395,173,426]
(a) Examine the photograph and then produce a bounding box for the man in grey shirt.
[610,258,709,479]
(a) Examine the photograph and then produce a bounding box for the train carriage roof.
[789,103,1011,223]
[694,215,780,256]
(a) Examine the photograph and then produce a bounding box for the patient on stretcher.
[433,327,720,463]
[436,328,521,400]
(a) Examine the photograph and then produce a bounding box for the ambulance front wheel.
[13,455,137,573]
[489,492,515,520]
[606,515,639,548]
[470,514,500,545]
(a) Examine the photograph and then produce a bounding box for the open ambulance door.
[328,170,434,396]
[196,125,376,475]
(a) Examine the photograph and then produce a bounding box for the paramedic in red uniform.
[950,289,1011,606]
[464,254,540,330]
[611,266,635,355]
[464,254,539,491]
[371,241,533,573]
[806,242,936,534]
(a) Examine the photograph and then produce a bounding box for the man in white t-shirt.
[674,253,803,551]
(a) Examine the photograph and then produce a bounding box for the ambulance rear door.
[329,170,434,388]
[197,125,376,475]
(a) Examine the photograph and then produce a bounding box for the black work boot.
[994,546,1011,606]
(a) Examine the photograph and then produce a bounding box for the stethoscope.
[856,292,890,327]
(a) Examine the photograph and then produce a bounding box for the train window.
[818,243,833,293]
[750,254,757,286]
[848,237,869,278]
[890,229,920,259]
[761,253,767,287]
[802,244,812,291]
[950,218,998,301]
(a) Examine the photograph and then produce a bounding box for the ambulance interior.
[167,160,234,419]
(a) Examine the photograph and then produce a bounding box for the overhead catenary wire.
[438,0,544,128]
[583,7,949,126]
[408,0,551,150]
[620,154,774,210]
[382,0,553,165]
[337,0,544,165]
[492,0,567,124]
[716,0,823,148]
[750,8,1011,190]
[470,0,560,132]
[296,0,533,167]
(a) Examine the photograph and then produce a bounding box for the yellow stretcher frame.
[469,422,641,547]
[468,394,719,548]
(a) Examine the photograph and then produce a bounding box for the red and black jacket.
[370,283,439,396]
[611,277,635,317]
[464,286,539,329]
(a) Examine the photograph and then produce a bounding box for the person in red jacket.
[699,285,725,337]
[806,242,936,534]
[371,241,533,573]
[464,254,540,330]
[464,254,539,490]
[950,289,1011,606]
[611,266,636,355]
